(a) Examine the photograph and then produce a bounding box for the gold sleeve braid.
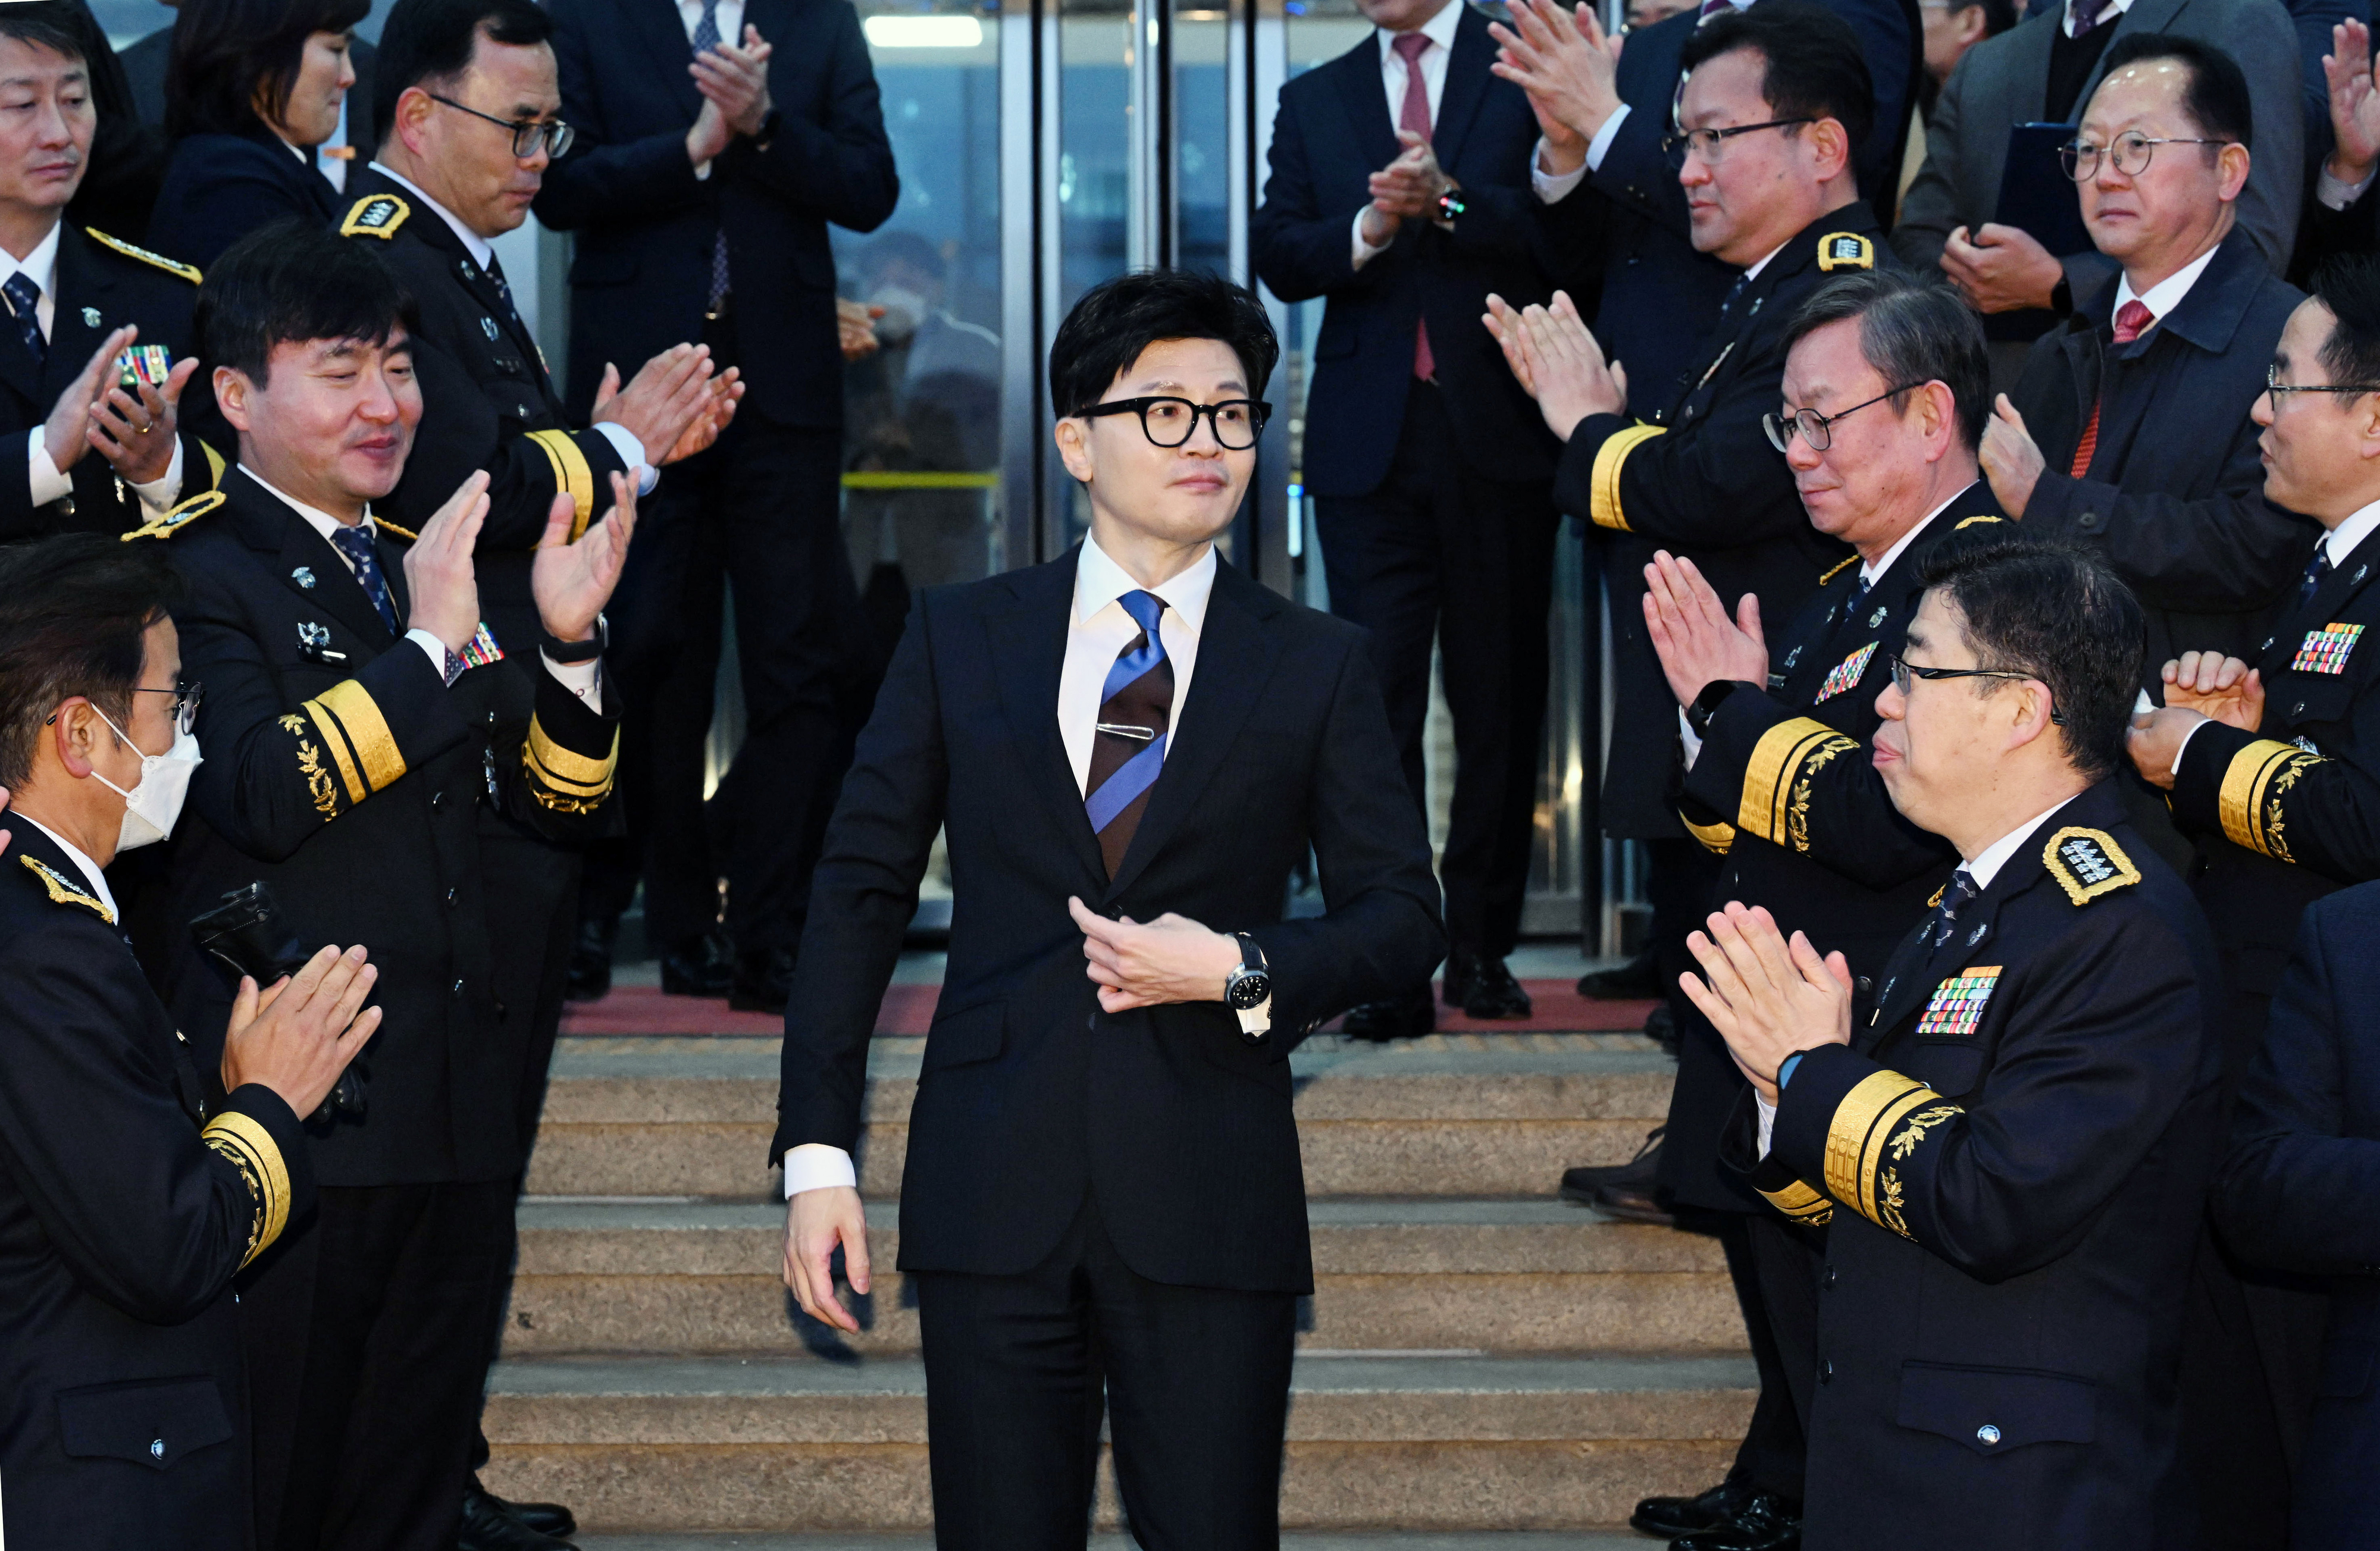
[522,719,619,814]
[1822,1069,1963,1240]
[1736,717,1861,850]
[1683,814,1737,855]
[1758,1174,1833,1226]
[201,1111,290,1270]
[298,680,406,810]
[525,430,597,541]
[1588,424,1666,532]
[2218,738,2324,863]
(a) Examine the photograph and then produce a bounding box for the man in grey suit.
[1893,0,2299,366]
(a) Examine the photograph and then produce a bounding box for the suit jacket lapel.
[1333,35,1405,176]
[1429,10,1493,171]
[635,0,707,121]
[228,472,398,646]
[990,555,1108,886]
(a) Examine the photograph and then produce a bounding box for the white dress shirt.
[783,533,1223,1198]
[2113,240,2219,337]
[5,218,186,516]
[1350,0,1466,268]
[19,813,118,922]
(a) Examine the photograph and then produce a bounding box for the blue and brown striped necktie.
[1085,590,1174,876]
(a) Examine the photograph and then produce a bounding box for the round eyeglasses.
[1661,117,1814,171]
[1763,383,1926,453]
[427,93,576,160]
[2059,130,2231,182]
[1077,396,1271,450]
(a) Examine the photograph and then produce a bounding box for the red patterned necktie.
[2069,299,2154,481]
[1084,591,1175,877]
[1393,31,1436,382]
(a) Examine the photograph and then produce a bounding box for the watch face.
[1227,973,1270,1011]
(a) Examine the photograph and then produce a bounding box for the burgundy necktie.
[1393,32,1436,382]
[2069,299,2154,480]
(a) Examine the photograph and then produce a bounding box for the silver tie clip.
[1097,722,1157,741]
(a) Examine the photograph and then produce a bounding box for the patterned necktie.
[328,524,400,636]
[2068,0,2114,35]
[1085,591,1175,876]
[1923,866,1981,961]
[2297,545,2333,609]
[4,272,43,366]
[1392,31,1436,382]
[693,0,732,313]
[484,253,530,345]
[2068,299,2154,480]
[1697,0,1732,17]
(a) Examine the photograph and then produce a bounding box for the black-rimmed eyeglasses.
[1889,654,2063,723]
[131,679,203,737]
[2266,363,2380,405]
[2059,130,2232,181]
[1077,396,1271,450]
[427,93,575,159]
[1764,383,1927,453]
[1661,117,1814,170]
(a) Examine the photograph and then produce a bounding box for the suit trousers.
[910,1191,1297,1550]
[239,1180,517,1551]
[1705,1211,1819,1502]
[1313,381,1559,958]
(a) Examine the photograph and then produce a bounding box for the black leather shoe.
[458,1481,574,1550]
[1591,1178,1676,1227]
[1559,1125,1664,1204]
[1645,1001,1680,1055]
[729,945,796,1014]
[1577,948,1659,999]
[1631,1476,1752,1539]
[660,931,735,998]
[1672,1490,1802,1551]
[1448,948,1531,1020]
[1341,988,1435,1042]
[565,918,614,1003]
[469,1478,575,1539]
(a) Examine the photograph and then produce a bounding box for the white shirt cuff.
[2319,164,2378,212]
[1533,136,1590,203]
[1351,206,1392,270]
[26,428,68,507]
[784,1143,857,1198]
[1756,1092,1777,1160]
[1585,102,1631,173]
[1678,706,1703,770]
[130,437,185,513]
[542,649,602,703]
[694,158,713,180]
[588,421,658,496]
[2171,716,2210,777]
[406,628,448,678]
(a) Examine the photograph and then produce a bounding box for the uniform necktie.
[1696,0,1733,17]
[693,0,732,312]
[1085,590,1175,877]
[2068,299,2153,480]
[328,524,400,636]
[1392,31,1436,383]
[4,272,43,366]
[2068,0,2114,35]
[2297,545,2333,609]
[1923,866,1981,961]
[484,253,530,346]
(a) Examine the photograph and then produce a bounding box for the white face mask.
[868,284,931,341]
[88,703,202,851]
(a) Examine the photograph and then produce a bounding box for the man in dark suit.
[1690,538,2222,1550]
[776,271,1444,1549]
[537,0,898,1012]
[146,226,632,1551]
[0,534,380,1551]
[1250,0,1589,1036]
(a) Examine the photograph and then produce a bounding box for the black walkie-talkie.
[190,882,368,1124]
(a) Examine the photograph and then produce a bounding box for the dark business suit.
[538,0,897,979]
[0,813,312,1551]
[148,125,343,272]
[774,550,1443,1545]
[1251,2,1584,964]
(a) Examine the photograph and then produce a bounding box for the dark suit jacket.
[0,813,312,1551]
[772,552,1445,1293]
[536,0,898,428]
[148,125,342,271]
[2211,883,2380,1548]
[121,24,377,162]
[1250,4,1588,496]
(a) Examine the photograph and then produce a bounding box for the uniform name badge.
[1815,641,1878,703]
[2292,622,2366,675]
[1916,966,2001,1036]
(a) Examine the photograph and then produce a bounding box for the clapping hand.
[1678,901,1853,1104]
[1363,131,1451,247]
[88,330,200,487]
[402,471,491,654]
[1643,550,1768,709]
[44,326,136,477]
[2126,652,2262,790]
[838,297,887,361]
[590,344,719,470]
[533,469,638,645]
[1482,289,1627,438]
[693,23,774,138]
[2326,19,2380,189]
[1978,393,2046,516]
[221,944,384,1120]
[1487,0,1623,174]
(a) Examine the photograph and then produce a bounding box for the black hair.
[1913,536,2144,782]
[2308,254,2380,394]
[1678,0,1874,187]
[1965,0,2018,36]
[1783,270,1991,452]
[1048,268,1279,419]
[2094,32,2254,151]
[165,0,371,141]
[0,535,184,790]
[0,2,90,66]
[372,0,556,146]
[198,219,419,386]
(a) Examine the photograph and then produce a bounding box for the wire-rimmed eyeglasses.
[1763,383,1927,453]
[1889,654,2064,723]
[1077,396,1272,450]
[427,93,576,159]
[1661,117,1814,170]
[131,679,203,737]
[2266,362,2380,406]
[2059,130,2232,181]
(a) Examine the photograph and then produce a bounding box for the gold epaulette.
[1817,232,1875,272]
[86,228,200,283]
[1818,554,1858,585]
[1824,1070,1962,1239]
[340,193,410,239]
[2218,740,2322,863]
[1954,513,2005,530]
[1737,717,1859,852]
[18,854,114,923]
[2042,825,2141,904]
[201,1111,291,1268]
[121,488,225,541]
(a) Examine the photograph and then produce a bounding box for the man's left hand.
[1940,223,2063,315]
[1980,393,2046,516]
[693,23,774,137]
[1067,897,1243,1014]
[1643,549,1767,709]
[533,470,638,644]
[89,355,199,487]
[1677,901,1852,1104]
[1482,289,1626,438]
[660,369,744,465]
[2125,706,2206,791]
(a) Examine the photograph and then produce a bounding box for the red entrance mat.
[558,981,1658,1038]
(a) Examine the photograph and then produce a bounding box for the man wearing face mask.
[0,532,383,1551]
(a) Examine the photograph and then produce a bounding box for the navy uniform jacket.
[773,553,1445,1293]
[1249,3,1590,498]
[2007,228,2317,679]
[148,124,340,272]
[1728,781,2222,1549]
[1652,487,2005,1212]
[0,814,312,1551]
[536,0,898,428]
[0,223,221,543]
[2211,883,2380,1548]
[1561,207,1874,835]
[145,470,622,1187]
[333,171,630,550]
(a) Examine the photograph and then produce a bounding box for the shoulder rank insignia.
[2292,622,2365,675]
[85,228,201,284]
[340,194,410,240]
[18,854,114,923]
[120,488,226,542]
[1916,966,2000,1036]
[1954,513,2005,531]
[1815,642,1879,702]
[1817,231,1875,272]
[2043,825,2141,905]
[1818,554,1858,585]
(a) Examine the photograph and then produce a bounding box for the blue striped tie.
[1085,590,1174,876]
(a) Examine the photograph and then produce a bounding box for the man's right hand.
[44,325,137,476]
[1940,224,2063,315]
[2328,19,2380,189]
[1487,0,1623,170]
[403,471,490,653]
[591,343,718,466]
[687,96,734,166]
[1642,549,1767,707]
[784,1185,872,1334]
[221,944,383,1119]
[2162,650,2263,730]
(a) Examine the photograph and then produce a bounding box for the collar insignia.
[481,317,499,341]
[2293,622,2365,675]
[1916,966,2001,1036]
[2357,565,2370,587]
[339,194,409,239]
[2296,734,2322,754]
[1967,922,1987,945]
[2044,825,2141,905]
[1817,231,1875,272]
[1783,645,1803,669]
[80,305,99,328]
[1815,641,1879,701]
[1868,607,1887,627]
[292,566,316,588]
[18,855,113,923]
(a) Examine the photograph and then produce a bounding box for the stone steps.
[481,1352,1752,1534]
[572,1535,1654,1549]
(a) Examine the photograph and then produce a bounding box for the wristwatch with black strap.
[1225,933,1272,1044]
